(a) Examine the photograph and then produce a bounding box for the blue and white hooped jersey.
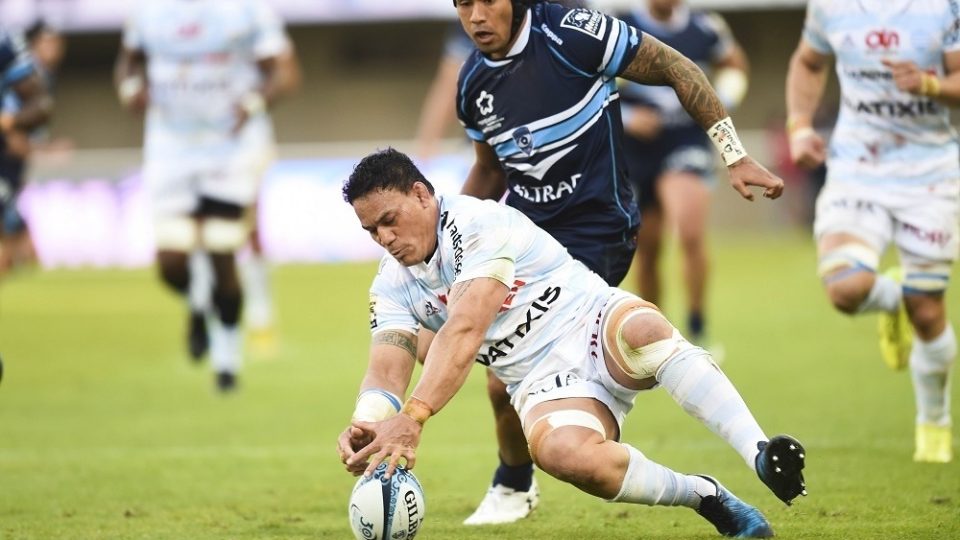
[617,6,733,130]
[804,0,960,185]
[368,195,610,386]
[0,30,34,95]
[456,3,642,241]
[123,0,286,155]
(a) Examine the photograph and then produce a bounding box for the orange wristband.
[401,396,433,426]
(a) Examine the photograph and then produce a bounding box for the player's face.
[456,0,516,59]
[353,184,438,267]
[648,0,682,13]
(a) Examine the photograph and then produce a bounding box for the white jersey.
[369,195,611,386]
[123,0,286,163]
[803,0,960,185]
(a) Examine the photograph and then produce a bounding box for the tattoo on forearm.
[621,33,726,129]
[373,331,417,359]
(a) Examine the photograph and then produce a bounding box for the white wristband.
[240,92,266,116]
[789,126,817,143]
[118,76,144,106]
[707,116,747,166]
[352,389,401,422]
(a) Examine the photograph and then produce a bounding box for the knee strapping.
[604,305,683,380]
[818,243,879,280]
[201,218,248,253]
[527,409,606,465]
[903,261,952,295]
[155,217,197,251]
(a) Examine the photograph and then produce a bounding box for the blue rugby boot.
[695,476,774,538]
[756,435,807,505]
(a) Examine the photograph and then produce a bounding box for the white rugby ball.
[348,463,426,540]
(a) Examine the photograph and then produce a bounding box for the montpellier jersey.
[618,6,733,130]
[804,0,960,185]
[368,194,610,386]
[0,30,34,95]
[123,0,286,156]
[456,3,642,241]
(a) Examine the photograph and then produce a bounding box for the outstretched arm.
[620,33,783,201]
[347,276,509,477]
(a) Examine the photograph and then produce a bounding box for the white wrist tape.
[713,68,748,110]
[240,92,266,116]
[707,116,747,166]
[789,126,817,143]
[352,389,401,422]
[118,76,144,106]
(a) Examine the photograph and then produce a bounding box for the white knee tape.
[533,410,607,440]
[605,305,681,380]
[154,217,197,251]
[903,261,952,294]
[201,218,249,252]
[818,243,879,278]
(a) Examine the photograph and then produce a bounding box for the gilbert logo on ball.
[348,463,426,540]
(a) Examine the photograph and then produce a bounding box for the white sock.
[910,324,956,426]
[188,250,213,314]
[210,319,243,375]
[609,444,716,508]
[657,345,768,470]
[239,249,274,330]
[857,273,901,314]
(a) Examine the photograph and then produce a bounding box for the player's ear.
[413,182,430,206]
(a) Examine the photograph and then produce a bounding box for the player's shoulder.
[538,2,610,42]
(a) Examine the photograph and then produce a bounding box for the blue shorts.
[623,126,715,210]
[551,230,637,287]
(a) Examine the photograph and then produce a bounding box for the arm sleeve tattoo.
[620,32,727,130]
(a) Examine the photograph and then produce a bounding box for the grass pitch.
[0,232,958,539]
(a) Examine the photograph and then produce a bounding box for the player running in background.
[336,149,806,539]
[431,0,783,525]
[186,38,302,363]
[618,0,749,352]
[786,0,959,462]
[115,0,291,392]
[0,21,66,275]
[0,26,53,277]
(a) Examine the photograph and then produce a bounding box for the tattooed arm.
[620,33,784,200]
[357,329,419,398]
[411,277,508,414]
[620,33,726,131]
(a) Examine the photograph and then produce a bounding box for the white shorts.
[143,121,275,218]
[511,289,641,434]
[814,179,960,264]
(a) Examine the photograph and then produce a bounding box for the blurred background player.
[187,38,302,362]
[443,0,783,526]
[0,21,65,276]
[618,0,749,352]
[0,26,53,278]
[115,0,292,392]
[786,0,959,463]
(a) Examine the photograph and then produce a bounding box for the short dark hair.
[342,148,435,204]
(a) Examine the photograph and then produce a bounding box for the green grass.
[0,232,958,539]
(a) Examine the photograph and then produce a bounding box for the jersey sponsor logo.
[439,211,465,277]
[499,280,527,313]
[511,172,581,203]
[476,90,495,115]
[901,222,953,248]
[512,126,535,156]
[177,22,204,39]
[368,294,378,330]
[844,68,892,81]
[560,9,606,40]
[475,285,562,366]
[865,29,899,50]
[848,98,939,117]
[540,23,564,46]
[526,370,582,397]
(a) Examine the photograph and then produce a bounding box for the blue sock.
[688,311,705,340]
[491,455,533,491]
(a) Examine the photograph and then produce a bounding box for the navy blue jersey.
[456,3,642,243]
[0,30,34,95]
[617,6,732,130]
